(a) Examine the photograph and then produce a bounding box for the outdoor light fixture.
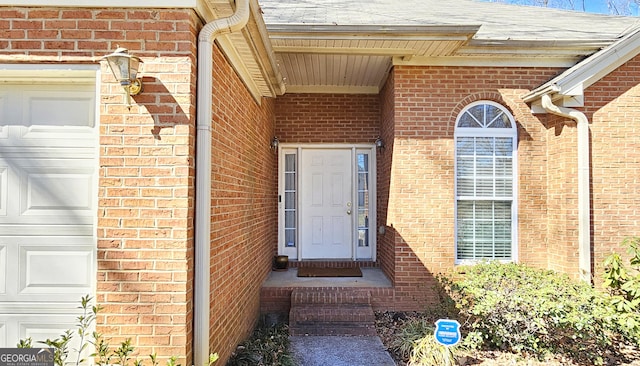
[375,137,385,150]
[102,47,143,108]
[271,137,279,149]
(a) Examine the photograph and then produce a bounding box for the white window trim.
[454,101,519,265]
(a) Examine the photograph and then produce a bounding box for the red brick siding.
[209,45,277,364]
[378,72,396,284]
[95,9,199,364]
[0,7,196,59]
[543,113,580,276]
[587,55,640,276]
[386,65,562,310]
[275,93,380,144]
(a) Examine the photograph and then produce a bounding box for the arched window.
[454,101,517,262]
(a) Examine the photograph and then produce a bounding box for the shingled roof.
[255,0,640,93]
[259,0,640,41]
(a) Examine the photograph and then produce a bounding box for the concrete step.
[289,289,377,336]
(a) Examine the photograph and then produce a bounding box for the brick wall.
[275,93,380,144]
[385,65,562,310]
[209,45,277,363]
[272,66,578,311]
[543,113,580,276]
[95,8,199,364]
[378,72,396,284]
[587,55,640,276]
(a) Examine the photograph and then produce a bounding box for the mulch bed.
[374,311,640,366]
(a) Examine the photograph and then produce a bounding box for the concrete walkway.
[290,336,396,366]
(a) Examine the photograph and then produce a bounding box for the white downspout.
[540,94,591,283]
[194,1,250,366]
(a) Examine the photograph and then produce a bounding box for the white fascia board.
[392,55,579,68]
[267,24,479,42]
[556,31,640,94]
[525,27,640,104]
[283,84,379,94]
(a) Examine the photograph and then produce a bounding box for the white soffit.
[205,0,284,98]
[270,24,478,93]
[267,23,610,94]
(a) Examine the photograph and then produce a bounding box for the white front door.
[300,149,352,259]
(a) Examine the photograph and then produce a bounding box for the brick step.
[289,321,377,336]
[291,289,372,306]
[289,289,377,336]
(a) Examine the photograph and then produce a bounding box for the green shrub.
[227,322,294,366]
[602,236,640,346]
[18,295,218,366]
[442,262,616,363]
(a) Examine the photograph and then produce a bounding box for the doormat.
[297,267,362,277]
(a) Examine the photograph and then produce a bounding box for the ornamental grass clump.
[390,317,457,366]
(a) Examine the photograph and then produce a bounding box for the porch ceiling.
[268,25,478,94]
[266,25,612,94]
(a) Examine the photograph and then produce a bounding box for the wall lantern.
[271,137,280,150]
[375,137,385,151]
[102,47,143,108]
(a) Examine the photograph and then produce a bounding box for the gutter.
[525,27,640,104]
[194,1,250,366]
[540,94,592,283]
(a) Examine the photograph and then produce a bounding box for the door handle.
[346,201,352,215]
[347,209,352,215]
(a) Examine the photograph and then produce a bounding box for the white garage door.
[0,68,98,347]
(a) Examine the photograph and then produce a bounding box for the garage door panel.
[0,166,6,216]
[0,158,95,226]
[0,313,80,348]
[24,90,95,127]
[0,244,5,295]
[0,91,9,132]
[0,236,94,302]
[0,321,6,347]
[21,167,94,219]
[21,316,78,346]
[0,85,96,148]
[19,245,94,298]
